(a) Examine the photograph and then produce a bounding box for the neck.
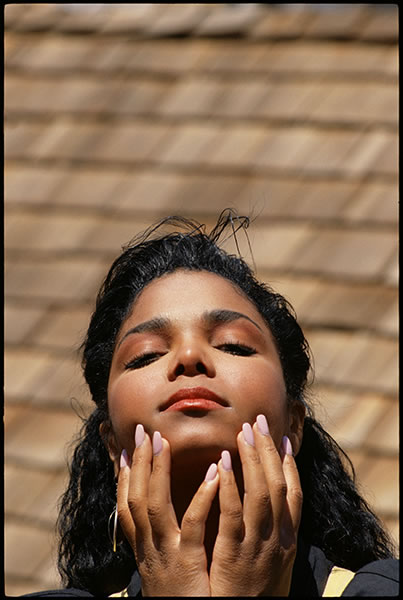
[170,456,244,568]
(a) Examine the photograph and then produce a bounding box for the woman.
[24,212,398,597]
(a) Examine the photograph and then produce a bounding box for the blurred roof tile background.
[4,3,399,595]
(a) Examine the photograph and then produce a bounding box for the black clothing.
[18,542,399,597]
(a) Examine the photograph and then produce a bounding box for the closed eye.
[216,343,256,356]
[124,352,164,370]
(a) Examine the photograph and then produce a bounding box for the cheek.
[227,362,288,444]
[107,375,153,449]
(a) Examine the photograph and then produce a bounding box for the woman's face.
[105,270,304,472]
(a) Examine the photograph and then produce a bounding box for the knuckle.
[291,486,303,504]
[272,480,288,500]
[117,506,128,523]
[263,443,278,457]
[223,504,243,522]
[127,495,142,515]
[147,502,162,522]
[255,490,271,508]
[181,510,200,529]
[249,452,261,464]
[151,461,163,476]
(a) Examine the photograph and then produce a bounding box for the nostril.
[175,364,185,376]
[196,362,207,374]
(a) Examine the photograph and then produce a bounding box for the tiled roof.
[4,3,398,595]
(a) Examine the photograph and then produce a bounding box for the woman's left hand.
[209,415,303,597]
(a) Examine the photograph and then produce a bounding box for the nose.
[167,340,215,381]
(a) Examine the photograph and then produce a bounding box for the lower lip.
[165,399,224,412]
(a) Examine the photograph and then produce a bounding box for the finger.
[125,424,153,538]
[116,448,136,544]
[147,432,179,540]
[216,451,244,543]
[237,423,272,537]
[180,463,219,548]
[253,416,288,528]
[281,436,303,534]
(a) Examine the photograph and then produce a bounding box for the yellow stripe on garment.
[322,566,355,596]
[109,588,129,597]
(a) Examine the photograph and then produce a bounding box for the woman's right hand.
[117,425,219,597]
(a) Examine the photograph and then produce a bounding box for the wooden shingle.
[5,164,66,206]
[360,6,399,42]
[5,464,59,523]
[312,82,398,127]
[253,82,327,122]
[6,257,106,302]
[5,303,46,345]
[5,35,99,72]
[5,121,44,161]
[144,4,210,38]
[194,3,261,37]
[250,6,312,40]
[365,401,399,455]
[255,42,389,77]
[5,521,56,580]
[344,181,398,225]
[298,282,397,335]
[5,349,54,401]
[289,229,396,280]
[52,169,131,210]
[204,125,269,169]
[357,455,399,516]
[34,307,91,351]
[5,407,82,470]
[5,212,95,253]
[99,3,161,35]
[155,123,221,166]
[304,4,370,40]
[307,331,398,396]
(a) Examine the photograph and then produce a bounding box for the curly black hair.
[57,210,396,595]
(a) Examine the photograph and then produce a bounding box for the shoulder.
[19,588,94,597]
[342,558,399,597]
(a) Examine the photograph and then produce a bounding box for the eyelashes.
[124,342,257,371]
[216,342,257,356]
[124,352,164,370]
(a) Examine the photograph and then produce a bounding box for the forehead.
[128,269,266,327]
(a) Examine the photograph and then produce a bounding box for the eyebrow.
[204,309,263,333]
[117,309,263,349]
[117,316,170,349]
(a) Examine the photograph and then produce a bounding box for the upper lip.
[160,387,228,411]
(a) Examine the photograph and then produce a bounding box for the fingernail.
[256,414,269,436]
[205,463,218,481]
[282,436,293,456]
[242,422,255,446]
[153,431,163,456]
[135,423,145,448]
[120,449,129,469]
[221,450,232,471]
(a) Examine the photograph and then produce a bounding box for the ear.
[99,421,120,480]
[287,400,305,457]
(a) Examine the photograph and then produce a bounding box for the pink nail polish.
[153,431,163,456]
[242,422,255,446]
[205,463,218,481]
[256,414,269,436]
[120,449,129,469]
[282,436,293,456]
[135,424,145,448]
[221,450,232,471]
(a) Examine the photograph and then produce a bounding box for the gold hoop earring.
[108,503,118,553]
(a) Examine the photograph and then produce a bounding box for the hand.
[209,415,303,596]
[116,425,219,597]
